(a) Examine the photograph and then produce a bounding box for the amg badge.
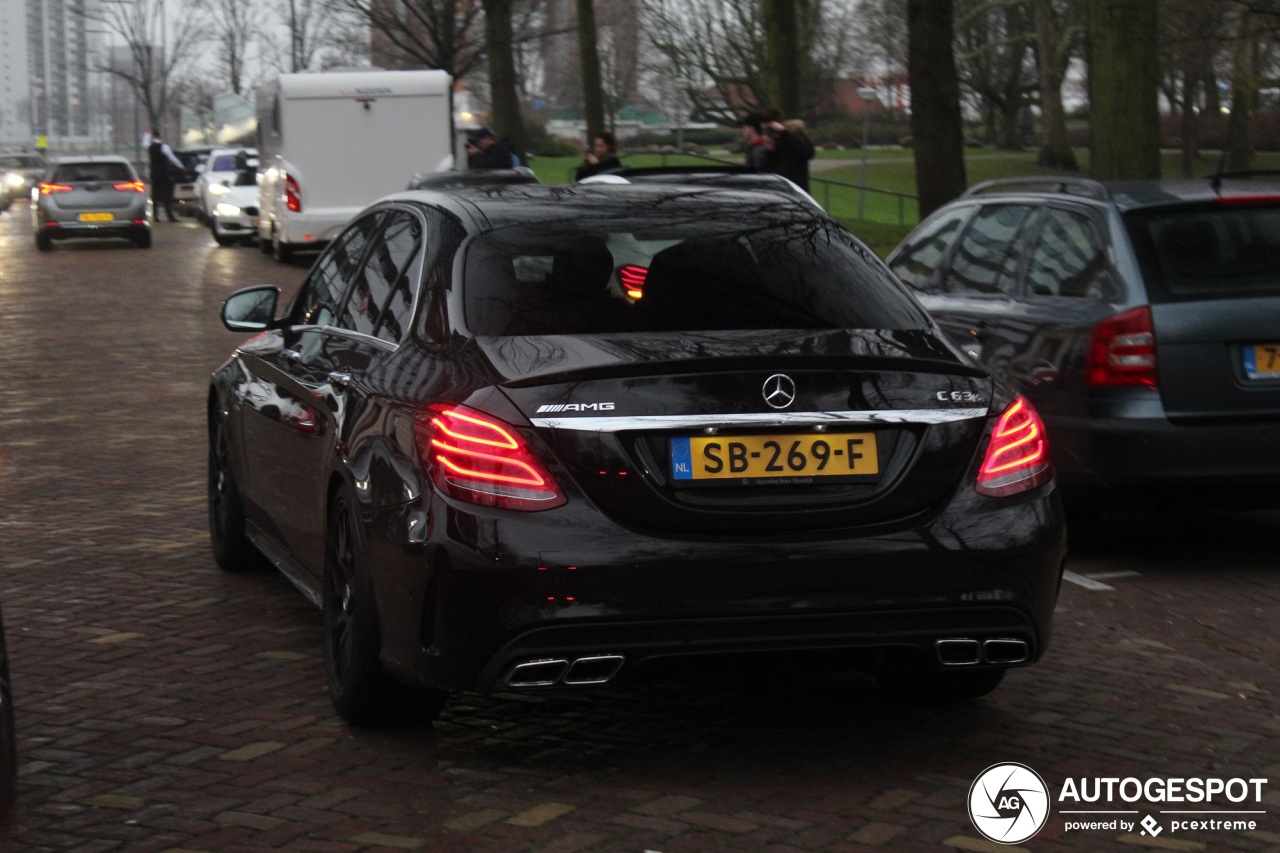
[535,402,616,413]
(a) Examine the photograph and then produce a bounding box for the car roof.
[962,172,1280,213]
[381,181,830,234]
[51,154,132,165]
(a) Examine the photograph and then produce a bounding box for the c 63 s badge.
[937,390,984,404]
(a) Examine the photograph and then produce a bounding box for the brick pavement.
[0,214,1277,852]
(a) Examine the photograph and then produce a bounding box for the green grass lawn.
[528,147,1280,258]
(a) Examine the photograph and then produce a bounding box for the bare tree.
[204,0,263,95]
[908,0,967,217]
[339,0,487,80]
[81,0,208,136]
[955,0,1036,149]
[577,0,606,140]
[1159,0,1227,176]
[1087,0,1160,179]
[1032,0,1082,170]
[764,0,801,117]
[483,0,526,163]
[265,0,367,73]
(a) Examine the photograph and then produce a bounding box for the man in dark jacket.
[760,108,816,192]
[466,127,518,169]
[147,128,185,222]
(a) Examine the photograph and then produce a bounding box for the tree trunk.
[482,0,526,165]
[1034,0,1078,170]
[576,0,605,142]
[1179,70,1199,178]
[1087,0,1160,180]
[1226,6,1255,171]
[908,0,967,218]
[764,0,800,117]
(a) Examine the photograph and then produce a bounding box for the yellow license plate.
[671,432,879,482]
[78,212,114,222]
[1244,343,1280,379]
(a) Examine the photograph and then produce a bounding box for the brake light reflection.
[618,264,647,300]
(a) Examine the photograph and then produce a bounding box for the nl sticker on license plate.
[1243,343,1280,380]
[670,432,879,483]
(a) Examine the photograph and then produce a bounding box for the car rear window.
[461,219,931,335]
[1126,204,1280,302]
[52,162,133,183]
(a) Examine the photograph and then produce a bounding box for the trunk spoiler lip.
[529,408,989,432]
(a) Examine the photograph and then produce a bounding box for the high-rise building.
[0,2,32,145]
[24,0,109,148]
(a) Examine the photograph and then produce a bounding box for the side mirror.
[222,285,280,332]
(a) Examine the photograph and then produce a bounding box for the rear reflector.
[975,396,1051,497]
[414,404,565,511]
[1086,305,1157,387]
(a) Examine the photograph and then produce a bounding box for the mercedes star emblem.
[762,373,796,409]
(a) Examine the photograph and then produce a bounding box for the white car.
[196,147,256,221]
[209,167,259,246]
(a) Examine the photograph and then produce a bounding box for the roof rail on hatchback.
[962,176,1111,201]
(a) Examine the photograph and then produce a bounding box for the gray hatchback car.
[31,155,152,250]
[886,174,1280,508]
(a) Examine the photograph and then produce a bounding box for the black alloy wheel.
[207,413,256,570]
[323,491,388,724]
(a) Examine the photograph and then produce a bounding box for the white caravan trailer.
[255,69,453,261]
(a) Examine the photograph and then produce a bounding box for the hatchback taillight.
[285,173,301,212]
[39,182,73,194]
[113,181,146,193]
[414,404,565,511]
[975,396,1051,497]
[1087,306,1157,387]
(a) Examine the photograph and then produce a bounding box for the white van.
[255,69,453,261]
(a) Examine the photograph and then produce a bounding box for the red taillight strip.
[40,183,73,194]
[113,181,146,193]
[430,441,549,488]
[976,396,1052,498]
[1216,194,1280,206]
[618,264,648,299]
[430,408,519,450]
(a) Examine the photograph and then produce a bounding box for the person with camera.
[760,107,816,192]
[575,131,623,180]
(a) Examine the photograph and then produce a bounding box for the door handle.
[327,370,352,388]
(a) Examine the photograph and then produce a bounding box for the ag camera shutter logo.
[969,763,1051,844]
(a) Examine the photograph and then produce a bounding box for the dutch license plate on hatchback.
[670,432,879,483]
[78,212,114,222]
[1243,343,1280,380]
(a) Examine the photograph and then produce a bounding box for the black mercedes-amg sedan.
[208,182,1067,724]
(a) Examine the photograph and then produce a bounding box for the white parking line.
[1063,570,1116,590]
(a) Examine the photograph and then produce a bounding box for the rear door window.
[1025,208,1117,300]
[941,204,1036,296]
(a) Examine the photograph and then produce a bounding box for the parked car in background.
[173,147,212,215]
[885,174,1280,509]
[1,153,47,210]
[209,181,1066,726]
[209,155,260,246]
[197,147,257,222]
[31,155,151,250]
[0,604,16,822]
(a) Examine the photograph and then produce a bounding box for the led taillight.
[285,173,301,212]
[413,404,565,511]
[975,396,1051,497]
[40,183,73,194]
[1086,306,1157,387]
[113,181,146,193]
[618,264,648,300]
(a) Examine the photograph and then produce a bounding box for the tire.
[134,230,152,249]
[259,229,272,254]
[321,490,449,725]
[879,666,1006,703]
[35,232,51,252]
[272,228,293,263]
[213,227,236,247]
[208,412,257,570]
[323,491,389,724]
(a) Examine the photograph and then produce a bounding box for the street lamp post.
[857,85,877,220]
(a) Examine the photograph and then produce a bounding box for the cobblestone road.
[0,211,1277,853]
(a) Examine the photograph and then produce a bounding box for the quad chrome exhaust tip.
[503,654,625,688]
[935,637,1030,666]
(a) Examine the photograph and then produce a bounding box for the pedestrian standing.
[575,131,623,180]
[740,113,769,170]
[147,128,184,222]
[760,108,816,192]
[466,127,518,169]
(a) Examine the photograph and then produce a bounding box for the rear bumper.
[1051,413,1280,502]
[38,220,150,240]
[367,486,1067,692]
